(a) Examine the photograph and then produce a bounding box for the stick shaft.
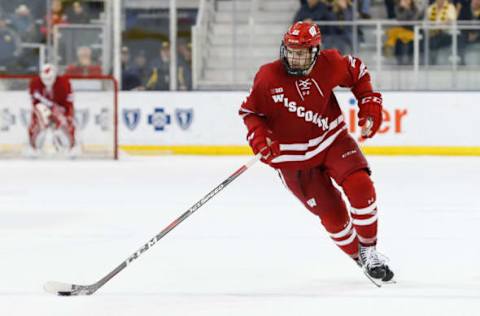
[89,154,261,293]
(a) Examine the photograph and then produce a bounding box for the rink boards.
[118,91,480,156]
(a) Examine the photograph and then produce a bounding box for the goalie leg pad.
[29,120,48,149]
[52,128,74,151]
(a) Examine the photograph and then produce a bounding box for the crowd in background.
[1,0,479,90]
[120,39,192,91]
[0,0,194,91]
[295,0,480,65]
[0,0,106,72]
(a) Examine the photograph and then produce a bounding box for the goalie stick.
[44,153,262,296]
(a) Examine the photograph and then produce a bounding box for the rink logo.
[95,108,110,131]
[20,108,31,127]
[175,108,193,130]
[123,109,141,131]
[0,109,15,131]
[74,109,90,130]
[148,108,171,131]
[271,94,329,130]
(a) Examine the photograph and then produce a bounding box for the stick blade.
[44,281,92,296]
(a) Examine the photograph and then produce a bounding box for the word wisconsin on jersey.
[271,93,329,131]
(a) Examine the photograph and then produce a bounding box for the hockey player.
[29,63,75,153]
[239,21,394,285]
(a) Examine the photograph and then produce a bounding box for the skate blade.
[363,270,382,287]
[362,270,396,287]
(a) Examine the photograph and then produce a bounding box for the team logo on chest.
[296,79,312,96]
[271,92,329,130]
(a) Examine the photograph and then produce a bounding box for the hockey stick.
[44,153,262,296]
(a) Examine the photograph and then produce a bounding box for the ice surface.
[0,155,479,315]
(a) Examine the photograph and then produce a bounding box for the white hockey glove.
[34,103,52,128]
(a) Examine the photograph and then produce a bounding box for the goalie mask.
[280,22,322,76]
[40,63,57,89]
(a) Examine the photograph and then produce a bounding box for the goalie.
[29,64,75,153]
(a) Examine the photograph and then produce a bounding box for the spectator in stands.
[384,0,421,65]
[457,0,480,63]
[454,0,471,18]
[426,0,457,64]
[145,41,170,91]
[293,0,329,23]
[41,0,67,41]
[293,0,333,41]
[120,46,142,90]
[177,40,192,90]
[10,4,37,42]
[358,0,372,19]
[385,0,397,18]
[66,1,90,24]
[0,15,21,70]
[121,46,130,71]
[51,0,67,23]
[65,46,102,76]
[123,50,149,90]
[323,0,354,54]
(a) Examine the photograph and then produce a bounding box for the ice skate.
[359,246,395,287]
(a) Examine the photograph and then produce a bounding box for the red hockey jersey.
[29,75,74,119]
[239,49,376,170]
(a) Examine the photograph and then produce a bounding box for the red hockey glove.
[50,105,70,128]
[248,128,280,164]
[358,92,383,138]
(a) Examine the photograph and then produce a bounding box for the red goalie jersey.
[29,66,75,150]
[29,75,74,117]
[239,49,377,170]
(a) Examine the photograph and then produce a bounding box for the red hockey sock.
[341,170,378,246]
[324,219,359,259]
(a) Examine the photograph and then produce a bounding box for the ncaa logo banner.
[175,108,194,130]
[123,108,141,131]
[74,109,90,130]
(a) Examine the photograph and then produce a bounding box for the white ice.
[0,155,479,316]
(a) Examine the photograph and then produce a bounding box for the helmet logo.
[292,30,300,35]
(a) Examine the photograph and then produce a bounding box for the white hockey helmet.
[40,63,57,89]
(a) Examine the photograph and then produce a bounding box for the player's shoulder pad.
[319,49,344,63]
[29,76,42,90]
[57,75,73,88]
[30,76,42,84]
[255,60,283,81]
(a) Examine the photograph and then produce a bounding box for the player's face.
[285,47,312,70]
